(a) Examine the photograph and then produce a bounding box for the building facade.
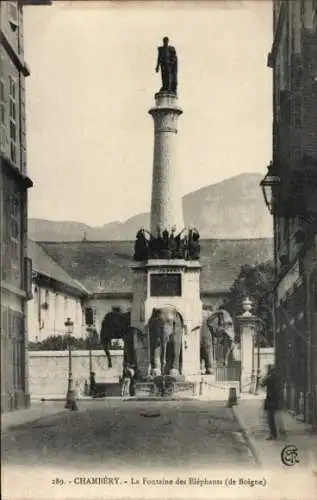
[1,0,33,412]
[27,240,87,343]
[267,0,317,424]
[0,0,51,413]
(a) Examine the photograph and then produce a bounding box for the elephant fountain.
[100,311,140,372]
[148,307,183,379]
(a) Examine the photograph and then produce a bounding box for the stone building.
[27,240,88,343]
[0,0,51,412]
[264,0,317,424]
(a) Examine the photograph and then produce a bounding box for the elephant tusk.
[191,325,201,333]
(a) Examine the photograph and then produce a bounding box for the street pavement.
[1,401,68,434]
[233,395,317,471]
[2,399,256,471]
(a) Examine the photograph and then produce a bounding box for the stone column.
[236,298,260,394]
[149,92,184,235]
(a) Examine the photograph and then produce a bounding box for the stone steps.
[134,380,197,398]
[92,382,121,397]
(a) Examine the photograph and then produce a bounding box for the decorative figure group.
[133,227,200,262]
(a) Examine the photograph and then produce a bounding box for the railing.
[215,364,241,383]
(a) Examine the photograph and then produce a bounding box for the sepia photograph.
[1,1,317,499]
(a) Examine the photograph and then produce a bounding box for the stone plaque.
[150,273,182,297]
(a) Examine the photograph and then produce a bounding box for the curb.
[125,396,198,402]
[231,406,261,467]
[38,395,230,403]
[39,396,94,402]
[38,396,126,402]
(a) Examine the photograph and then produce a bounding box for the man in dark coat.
[261,365,282,440]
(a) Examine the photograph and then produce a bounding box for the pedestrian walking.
[90,371,97,397]
[261,364,284,440]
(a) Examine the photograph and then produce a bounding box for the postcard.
[1,1,317,499]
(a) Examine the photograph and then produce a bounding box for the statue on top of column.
[155,37,178,94]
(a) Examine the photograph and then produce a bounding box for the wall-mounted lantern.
[260,162,281,215]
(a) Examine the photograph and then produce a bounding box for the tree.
[28,333,103,351]
[223,261,275,346]
[28,329,122,351]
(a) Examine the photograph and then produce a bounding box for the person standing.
[121,364,136,397]
[261,365,281,440]
[89,371,97,397]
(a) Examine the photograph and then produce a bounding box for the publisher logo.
[281,445,300,466]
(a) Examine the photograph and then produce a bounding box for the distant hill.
[39,238,273,294]
[29,173,272,241]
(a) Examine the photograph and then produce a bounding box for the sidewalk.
[1,401,68,434]
[232,392,317,471]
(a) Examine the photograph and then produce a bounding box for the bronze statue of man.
[155,37,178,93]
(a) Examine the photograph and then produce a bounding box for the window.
[111,306,121,313]
[282,36,289,89]
[0,78,6,153]
[313,0,317,30]
[293,94,302,129]
[8,2,18,31]
[85,307,97,326]
[2,176,22,287]
[8,76,17,164]
[283,217,290,251]
[24,257,32,299]
[64,296,68,316]
[300,0,305,23]
[15,341,25,390]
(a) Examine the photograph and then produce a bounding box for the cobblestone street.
[2,400,255,471]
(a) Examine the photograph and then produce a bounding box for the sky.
[24,0,273,226]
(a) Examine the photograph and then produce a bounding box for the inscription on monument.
[150,273,182,296]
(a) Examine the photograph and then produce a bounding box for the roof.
[27,239,89,295]
[37,238,273,295]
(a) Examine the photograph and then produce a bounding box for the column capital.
[235,314,260,329]
[235,297,261,329]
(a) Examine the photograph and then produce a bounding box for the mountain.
[28,173,272,241]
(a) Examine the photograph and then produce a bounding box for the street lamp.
[86,326,94,395]
[65,317,78,410]
[260,162,281,214]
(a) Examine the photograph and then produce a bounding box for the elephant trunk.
[102,338,112,368]
[160,328,168,376]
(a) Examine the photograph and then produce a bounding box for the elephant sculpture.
[100,311,138,370]
[205,306,236,367]
[148,307,183,378]
[200,308,215,374]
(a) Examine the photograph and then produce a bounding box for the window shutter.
[85,307,94,326]
[8,2,18,28]
[302,30,317,159]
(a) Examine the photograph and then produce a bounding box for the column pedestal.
[130,260,202,379]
